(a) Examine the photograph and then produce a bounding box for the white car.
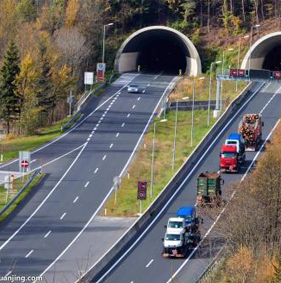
[127,84,139,93]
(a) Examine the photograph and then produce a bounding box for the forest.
[0,0,280,134]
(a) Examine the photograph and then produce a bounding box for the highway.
[0,73,177,278]
[93,82,281,283]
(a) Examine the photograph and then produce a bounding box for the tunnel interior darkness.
[122,30,190,74]
[263,45,281,71]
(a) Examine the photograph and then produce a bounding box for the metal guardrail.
[61,110,82,131]
[195,246,226,283]
[0,168,41,219]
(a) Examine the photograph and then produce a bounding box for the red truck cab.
[220,144,239,173]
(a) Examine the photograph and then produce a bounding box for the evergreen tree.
[0,41,21,133]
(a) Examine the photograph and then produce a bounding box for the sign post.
[84,72,94,92]
[19,151,31,174]
[137,181,147,214]
[113,176,121,205]
[96,63,106,83]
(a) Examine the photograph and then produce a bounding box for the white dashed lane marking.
[84,181,89,188]
[102,155,107,161]
[116,133,120,137]
[73,196,79,203]
[60,213,66,220]
[25,250,34,258]
[44,230,52,238]
[94,168,99,174]
[110,143,114,148]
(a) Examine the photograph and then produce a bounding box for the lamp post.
[102,23,114,64]
[221,48,234,111]
[191,77,205,147]
[172,97,188,171]
[249,24,260,78]
[150,119,167,198]
[236,35,250,92]
[208,61,221,126]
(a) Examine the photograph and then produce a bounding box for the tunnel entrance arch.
[114,26,201,76]
[241,32,281,71]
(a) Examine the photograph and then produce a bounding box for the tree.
[55,27,90,74]
[17,0,37,22]
[65,0,80,27]
[0,41,21,134]
[17,54,42,134]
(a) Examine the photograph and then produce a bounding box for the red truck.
[220,144,240,173]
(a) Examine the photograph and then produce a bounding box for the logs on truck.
[238,114,263,151]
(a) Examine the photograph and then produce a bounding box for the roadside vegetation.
[201,123,281,283]
[0,172,43,222]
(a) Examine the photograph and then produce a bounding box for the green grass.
[0,172,44,222]
[103,110,218,217]
[0,117,70,162]
[170,75,248,110]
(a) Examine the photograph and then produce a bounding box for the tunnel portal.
[114,26,201,76]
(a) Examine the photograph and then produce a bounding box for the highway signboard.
[137,181,147,200]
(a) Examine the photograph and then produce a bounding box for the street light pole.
[249,24,260,79]
[208,61,221,126]
[102,23,114,64]
[236,35,249,92]
[150,119,167,198]
[191,77,205,147]
[221,48,233,111]
[172,101,178,171]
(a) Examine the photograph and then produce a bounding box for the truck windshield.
[165,234,181,241]
[168,221,183,228]
[222,152,236,158]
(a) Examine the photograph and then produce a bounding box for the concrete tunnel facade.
[114,26,202,76]
[241,32,281,71]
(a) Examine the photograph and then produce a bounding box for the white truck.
[162,207,201,258]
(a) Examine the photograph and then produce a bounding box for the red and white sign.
[21,160,29,168]
[97,63,106,83]
[274,71,281,79]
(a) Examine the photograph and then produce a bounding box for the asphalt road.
[0,73,177,279]
[94,82,281,283]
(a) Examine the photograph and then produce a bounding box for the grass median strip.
[0,172,44,222]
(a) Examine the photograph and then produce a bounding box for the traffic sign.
[137,181,147,200]
[19,151,31,172]
[21,160,29,168]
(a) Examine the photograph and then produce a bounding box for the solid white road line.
[44,230,52,239]
[5,271,12,277]
[260,86,281,114]
[132,105,136,109]
[93,82,265,283]
[110,143,114,149]
[84,181,89,188]
[60,213,66,220]
[0,74,140,170]
[25,250,34,258]
[30,159,37,164]
[116,133,120,137]
[145,259,154,268]
[94,168,99,174]
[127,114,131,118]
[73,196,79,204]
[122,123,125,127]
[102,155,107,161]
